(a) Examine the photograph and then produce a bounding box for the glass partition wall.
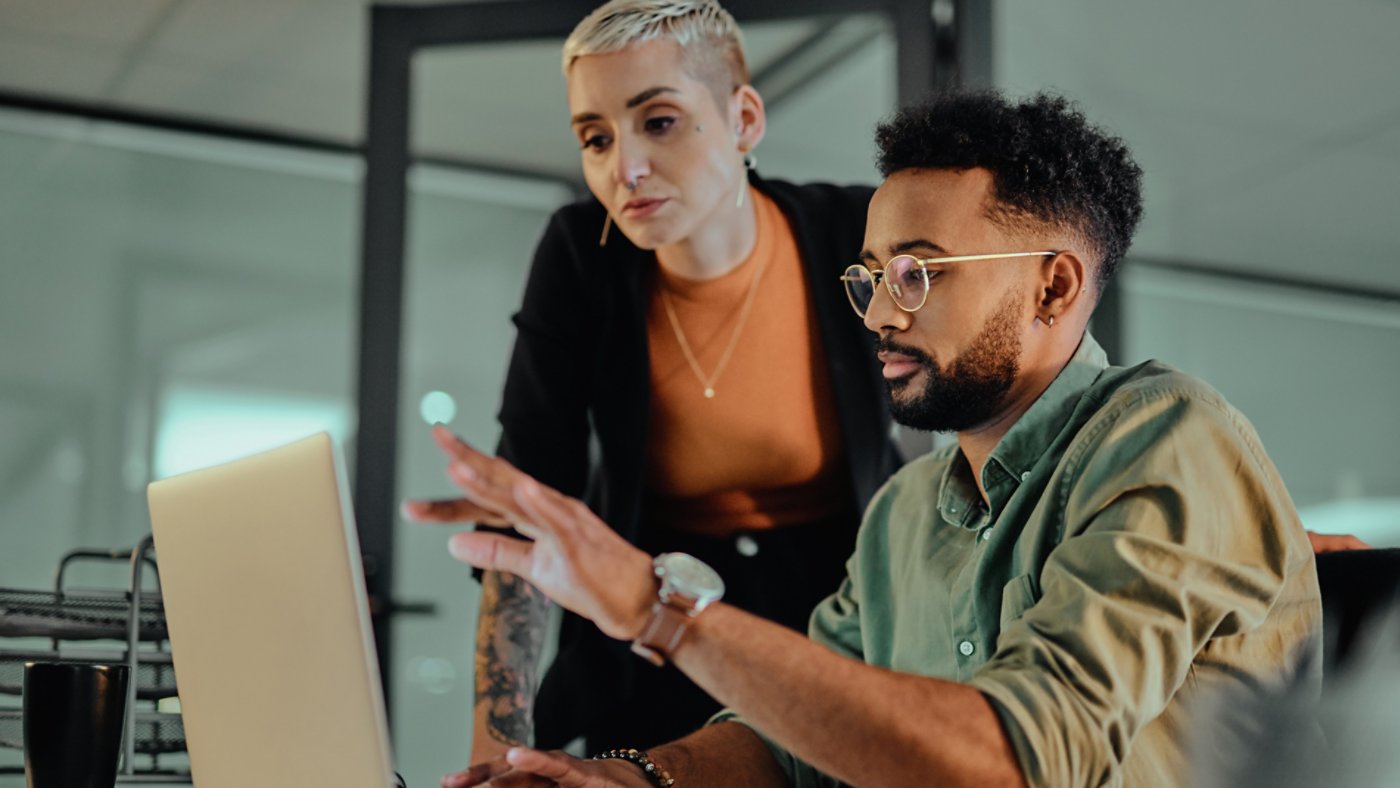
[0,111,360,593]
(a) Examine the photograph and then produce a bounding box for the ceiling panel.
[112,0,363,140]
[0,31,125,96]
[1,0,1396,291]
[0,0,174,47]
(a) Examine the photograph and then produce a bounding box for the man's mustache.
[874,335,935,367]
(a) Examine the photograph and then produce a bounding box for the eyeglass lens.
[842,255,929,317]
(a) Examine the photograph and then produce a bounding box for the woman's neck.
[655,189,758,281]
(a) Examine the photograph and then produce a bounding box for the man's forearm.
[671,605,1026,788]
[648,721,790,788]
[474,569,550,747]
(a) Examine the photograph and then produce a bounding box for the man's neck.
[956,350,1074,503]
[655,191,757,280]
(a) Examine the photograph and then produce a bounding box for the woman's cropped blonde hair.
[563,0,750,101]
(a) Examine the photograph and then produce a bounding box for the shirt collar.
[937,332,1110,526]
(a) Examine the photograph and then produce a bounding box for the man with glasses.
[437,90,1321,788]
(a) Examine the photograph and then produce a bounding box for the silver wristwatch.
[630,552,725,666]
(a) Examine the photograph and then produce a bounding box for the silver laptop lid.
[148,432,394,787]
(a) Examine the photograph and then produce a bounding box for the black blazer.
[494,172,901,544]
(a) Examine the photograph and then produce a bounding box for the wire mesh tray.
[0,650,176,700]
[0,588,167,641]
[0,708,185,755]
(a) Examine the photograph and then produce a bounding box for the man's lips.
[877,350,923,380]
[621,197,668,218]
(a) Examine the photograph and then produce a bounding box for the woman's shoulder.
[757,176,875,218]
[543,195,608,238]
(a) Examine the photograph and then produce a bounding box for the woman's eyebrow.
[625,86,679,108]
[571,86,681,126]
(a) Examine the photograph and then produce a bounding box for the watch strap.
[630,602,694,666]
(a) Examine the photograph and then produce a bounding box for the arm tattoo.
[475,569,550,747]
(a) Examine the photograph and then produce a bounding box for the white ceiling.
[1,0,1398,291]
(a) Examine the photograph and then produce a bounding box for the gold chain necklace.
[658,251,769,399]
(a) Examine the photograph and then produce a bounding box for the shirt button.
[735,535,760,557]
[980,528,993,542]
[958,640,975,656]
[1020,471,1030,481]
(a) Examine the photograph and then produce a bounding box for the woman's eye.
[644,116,677,134]
[581,134,610,152]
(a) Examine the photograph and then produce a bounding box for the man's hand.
[467,732,515,781]
[441,748,653,788]
[430,425,657,641]
[1307,530,1370,554]
[400,493,512,526]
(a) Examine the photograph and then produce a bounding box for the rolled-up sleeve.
[968,386,1310,787]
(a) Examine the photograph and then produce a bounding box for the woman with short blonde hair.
[407,0,901,778]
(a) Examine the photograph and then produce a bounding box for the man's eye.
[644,116,676,134]
[899,267,929,288]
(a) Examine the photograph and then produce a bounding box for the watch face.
[656,553,725,604]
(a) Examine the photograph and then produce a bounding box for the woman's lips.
[877,351,922,380]
[621,197,668,218]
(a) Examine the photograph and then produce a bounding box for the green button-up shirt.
[723,334,1321,787]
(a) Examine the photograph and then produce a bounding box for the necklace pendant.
[703,387,715,399]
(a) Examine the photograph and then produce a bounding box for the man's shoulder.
[1088,359,1240,425]
[1072,359,1263,467]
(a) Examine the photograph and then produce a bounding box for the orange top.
[645,187,852,536]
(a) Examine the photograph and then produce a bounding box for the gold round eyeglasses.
[840,251,1058,318]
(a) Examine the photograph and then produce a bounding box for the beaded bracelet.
[592,748,676,787]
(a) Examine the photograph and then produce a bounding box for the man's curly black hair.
[875,90,1144,289]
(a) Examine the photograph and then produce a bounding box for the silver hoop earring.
[1047,315,1055,328]
[599,213,612,247]
[736,153,756,208]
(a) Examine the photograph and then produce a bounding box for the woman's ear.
[731,85,766,153]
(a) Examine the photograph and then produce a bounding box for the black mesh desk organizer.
[0,535,190,783]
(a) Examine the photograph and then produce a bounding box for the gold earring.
[736,153,756,208]
[599,213,612,247]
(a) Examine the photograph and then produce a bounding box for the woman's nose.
[613,136,650,189]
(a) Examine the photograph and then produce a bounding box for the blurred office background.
[0,0,1396,784]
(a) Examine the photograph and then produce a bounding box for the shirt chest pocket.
[999,573,1039,626]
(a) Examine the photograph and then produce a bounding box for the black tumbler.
[22,662,130,788]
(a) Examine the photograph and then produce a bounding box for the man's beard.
[880,291,1022,433]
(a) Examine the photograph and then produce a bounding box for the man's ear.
[731,84,766,153]
[1039,251,1090,323]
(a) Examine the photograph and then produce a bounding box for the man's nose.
[863,278,912,334]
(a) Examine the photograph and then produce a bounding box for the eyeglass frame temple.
[839,250,1059,316]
